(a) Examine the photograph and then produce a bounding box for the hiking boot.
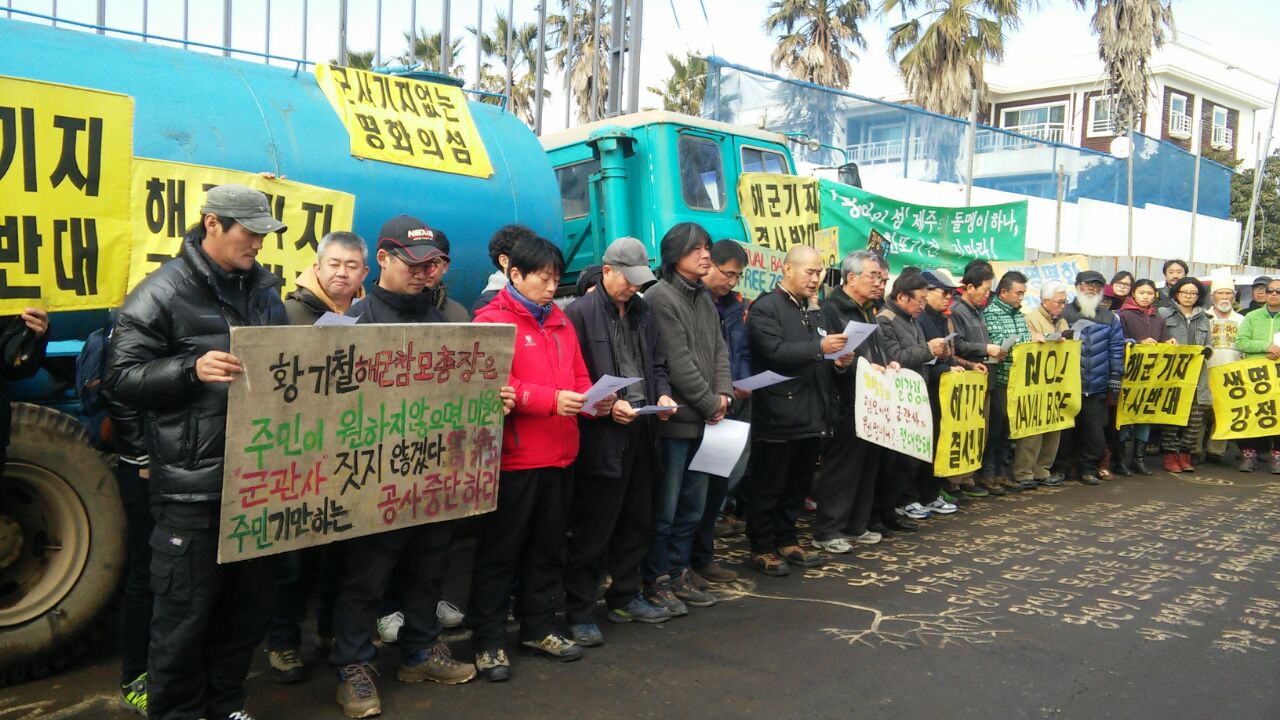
[811,536,854,554]
[267,648,306,684]
[607,595,671,624]
[961,484,989,498]
[977,482,1005,496]
[474,649,510,682]
[1179,452,1195,472]
[397,643,476,684]
[751,552,790,576]
[1042,473,1065,487]
[686,567,711,591]
[777,545,826,567]
[693,562,738,583]
[336,663,381,719]
[436,600,465,628]
[673,568,717,607]
[569,622,605,647]
[1163,453,1182,473]
[1239,450,1258,473]
[714,517,746,537]
[375,611,403,644]
[1079,473,1100,486]
[119,672,147,716]
[643,575,688,617]
[520,632,584,662]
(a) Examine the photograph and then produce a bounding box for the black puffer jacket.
[105,231,286,503]
[747,287,838,441]
[820,287,887,423]
[348,284,447,324]
[1,316,49,455]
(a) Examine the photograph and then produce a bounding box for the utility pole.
[1243,76,1280,265]
[441,0,452,72]
[626,0,644,114]
[534,1,547,133]
[605,0,625,117]
[964,87,977,207]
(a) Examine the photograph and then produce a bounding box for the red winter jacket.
[474,286,592,470]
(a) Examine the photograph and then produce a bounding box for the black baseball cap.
[378,215,449,265]
[1253,275,1274,287]
[1075,270,1107,287]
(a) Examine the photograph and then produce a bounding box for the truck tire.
[0,403,124,687]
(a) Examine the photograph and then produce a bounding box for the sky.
[5,0,1278,135]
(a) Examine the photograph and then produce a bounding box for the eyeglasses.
[1113,281,1132,288]
[1176,290,1200,297]
[1266,288,1280,295]
[715,264,742,282]
[860,272,888,284]
[399,257,445,274]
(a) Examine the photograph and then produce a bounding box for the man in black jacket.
[563,237,678,646]
[105,184,289,720]
[746,245,851,576]
[1,308,49,474]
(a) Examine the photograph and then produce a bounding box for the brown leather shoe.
[692,562,738,584]
[777,545,826,568]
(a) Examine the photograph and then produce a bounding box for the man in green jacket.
[981,271,1035,491]
[1234,277,1280,473]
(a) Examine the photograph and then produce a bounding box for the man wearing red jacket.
[468,236,614,682]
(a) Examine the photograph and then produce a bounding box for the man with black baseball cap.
[105,183,288,720]
[1249,276,1274,312]
[347,215,450,324]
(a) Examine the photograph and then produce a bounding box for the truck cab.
[540,111,796,277]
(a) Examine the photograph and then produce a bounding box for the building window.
[999,103,1067,143]
[1211,105,1232,149]
[555,159,600,220]
[741,145,788,174]
[1167,92,1192,138]
[1087,95,1116,137]
[678,134,725,212]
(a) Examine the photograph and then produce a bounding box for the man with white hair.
[1055,271,1125,484]
[1014,281,1071,488]
[1204,275,1245,462]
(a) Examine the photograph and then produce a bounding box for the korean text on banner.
[737,172,820,252]
[217,323,514,563]
[819,180,1025,274]
[991,255,1089,313]
[130,158,356,296]
[1209,358,1280,441]
[0,76,133,314]
[1006,340,1082,440]
[935,371,988,478]
[314,64,493,179]
[854,357,933,462]
[735,241,785,300]
[1116,344,1205,428]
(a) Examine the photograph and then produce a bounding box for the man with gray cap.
[562,237,679,645]
[105,183,288,720]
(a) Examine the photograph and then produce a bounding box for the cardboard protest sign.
[217,324,514,562]
[129,158,356,295]
[855,357,933,462]
[735,241,785,300]
[314,64,493,178]
[935,371,988,478]
[737,172,820,252]
[1006,340,1082,440]
[1209,358,1280,441]
[1116,344,1205,427]
[0,75,133,313]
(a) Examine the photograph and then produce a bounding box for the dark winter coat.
[1160,304,1213,404]
[0,316,49,454]
[1116,297,1167,343]
[820,287,887,422]
[564,285,672,477]
[1061,301,1125,397]
[715,291,753,381]
[876,300,936,374]
[105,231,286,503]
[347,284,448,324]
[746,287,838,441]
[645,273,732,439]
[950,297,991,363]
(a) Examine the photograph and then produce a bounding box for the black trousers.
[467,466,571,650]
[746,437,821,555]
[1055,394,1108,476]
[813,418,881,541]
[564,424,653,623]
[147,502,272,720]
[981,385,1011,477]
[117,462,153,685]
[329,522,451,666]
[266,544,340,651]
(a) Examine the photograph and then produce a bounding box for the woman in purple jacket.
[1114,279,1172,475]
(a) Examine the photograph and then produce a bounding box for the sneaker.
[978,482,1007,497]
[397,642,476,684]
[520,632,584,662]
[1040,474,1065,487]
[751,552,790,576]
[1272,452,1280,475]
[673,568,718,607]
[436,600,465,629]
[569,622,604,647]
[1017,478,1039,490]
[939,488,960,504]
[643,575,688,617]
[1079,473,1100,485]
[804,497,817,512]
[896,503,931,520]
[925,497,958,515]
[336,663,381,719]
[811,536,853,554]
[607,596,672,624]
[693,562,738,584]
[227,712,257,720]
[961,484,989,498]
[474,649,510,682]
[849,530,882,545]
[119,672,147,716]
[1239,450,1258,473]
[376,611,404,644]
[267,648,306,684]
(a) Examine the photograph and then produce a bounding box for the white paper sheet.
[581,374,643,416]
[824,321,879,360]
[732,371,794,392]
[687,419,751,476]
[315,311,358,326]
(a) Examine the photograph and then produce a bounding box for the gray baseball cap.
[200,184,288,235]
[602,236,657,287]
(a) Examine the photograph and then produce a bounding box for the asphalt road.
[5,461,1280,720]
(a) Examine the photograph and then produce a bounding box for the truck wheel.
[0,403,124,687]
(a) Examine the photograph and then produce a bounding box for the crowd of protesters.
[3,184,1277,720]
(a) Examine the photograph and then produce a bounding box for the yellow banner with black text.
[1209,358,1280,441]
[1006,341,1082,440]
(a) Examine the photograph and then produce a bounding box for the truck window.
[678,134,725,212]
[741,146,787,174]
[556,160,599,219]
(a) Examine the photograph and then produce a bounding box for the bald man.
[743,246,852,576]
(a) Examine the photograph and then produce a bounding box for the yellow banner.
[737,172,820,253]
[314,64,493,179]
[1116,344,1205,427]
[1006,340,1082,440]
[0,76,133,314]
[935,371,988,478]
[129,159,356,296]
[814,226,840,270]
[1209,358,1280,441]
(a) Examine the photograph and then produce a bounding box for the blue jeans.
[1119,424,1151,443]
[646,437,710,582]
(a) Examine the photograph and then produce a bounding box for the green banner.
[818,180,1027,273]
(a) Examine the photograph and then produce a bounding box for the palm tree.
[470,13,553,126]
[1074,0,1175,135]
[344,50,375,70]
[397,29,467,77]
[884,0,1021,119]
[763,0,871,89]
[548,0,616,123]
[647,53,708,116]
